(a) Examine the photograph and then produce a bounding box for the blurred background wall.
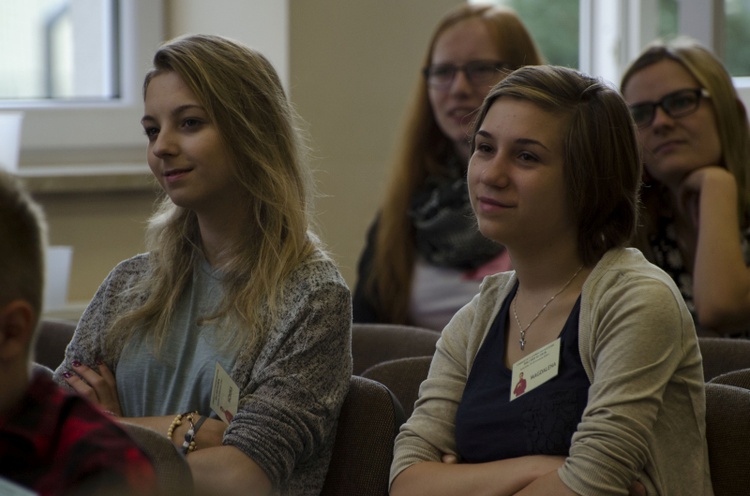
[29,0,462,318]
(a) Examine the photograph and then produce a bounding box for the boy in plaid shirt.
[0,171,157,496]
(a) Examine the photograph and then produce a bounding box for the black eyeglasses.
[422,60,511,89]
[628,88,711,128]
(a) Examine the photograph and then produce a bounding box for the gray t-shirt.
[116,258,236,417]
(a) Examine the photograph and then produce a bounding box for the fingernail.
[72,360,82,367]
[63,372,72,378]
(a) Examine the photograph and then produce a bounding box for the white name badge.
[510,338,561,401]
[210,362,240,424]
[0,477,37,496]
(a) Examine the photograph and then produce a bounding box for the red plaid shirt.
[0,374,157,495]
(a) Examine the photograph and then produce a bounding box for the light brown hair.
[472,65,642,265]
[114,34,315,352]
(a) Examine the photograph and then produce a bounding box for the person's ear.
[0,300,35,361]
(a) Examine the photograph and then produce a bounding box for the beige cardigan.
[391,247,713,496]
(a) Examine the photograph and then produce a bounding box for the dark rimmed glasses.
[422,60,511,89]
[628,88,711,128]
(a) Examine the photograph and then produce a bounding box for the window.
[0,0,118,101]
[725,0,750,77]
[3,0,163,158]
[472,0,750,103]
[476,0,580,69]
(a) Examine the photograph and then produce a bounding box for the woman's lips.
[163,168,192,183]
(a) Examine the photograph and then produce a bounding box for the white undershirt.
[408,257,484,332]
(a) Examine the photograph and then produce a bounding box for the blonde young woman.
[54,35,352,496]
[621,37,750,336]
[353,4,543,330]
[390,65,711,496]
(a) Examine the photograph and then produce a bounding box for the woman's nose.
[151,129,177,158]
[650,105,676,130]
[448,69,473,96]
[482,156,510,186]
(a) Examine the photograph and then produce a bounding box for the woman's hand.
[64,360,123,416]
[677,165,735,228]
[629,479,647,496]
[675,164,750,331]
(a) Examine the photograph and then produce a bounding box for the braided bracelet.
[182,411,207,455]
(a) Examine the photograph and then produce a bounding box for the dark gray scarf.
[409,172,504,269]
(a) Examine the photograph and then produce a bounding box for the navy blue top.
[455,283,590,463]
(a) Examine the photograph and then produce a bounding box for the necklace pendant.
[519,336,526,351]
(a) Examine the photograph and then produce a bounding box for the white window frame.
[582,0,750,107]
[4,0,163,155]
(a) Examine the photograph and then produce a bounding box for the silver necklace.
[512,265,584,351]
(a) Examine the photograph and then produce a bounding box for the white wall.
[166,0,289,89]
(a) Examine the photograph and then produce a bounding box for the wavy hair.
[472,65,642,265]
[369,4,544,324]
[111,34,315,352]
[620,37,750,253]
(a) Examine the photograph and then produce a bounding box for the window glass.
[489,0,580,68]
[725,0,750,77]
[0,0,118,101]
[656,0,678,39]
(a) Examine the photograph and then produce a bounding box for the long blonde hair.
[368,4,544,324]
[111,34,315,352]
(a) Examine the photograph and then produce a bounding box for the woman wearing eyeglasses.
[621,37,750,336]
[352,4,544,330]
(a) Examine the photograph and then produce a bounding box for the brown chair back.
[34,319,76,371]
[698,337,750,382]
[352,323,439,375]
[704,382,750,496]
[320,375,405,496]
[361,356,432,419]
[709,367,750,390]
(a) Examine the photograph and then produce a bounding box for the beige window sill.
[16,164,155,194]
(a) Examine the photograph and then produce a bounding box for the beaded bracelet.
[166,412,187,441]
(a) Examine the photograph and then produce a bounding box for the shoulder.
[286,245,348,292]
[79,253,152,328]
[112,252,151,274]
[84,253,152,312]
[438,270,516,357]
[580,248,695,352]
[585,247,683,303]
[269,245,351,330]
[445,269,516,331]
[477,271,517,307]
[100,253,152,288]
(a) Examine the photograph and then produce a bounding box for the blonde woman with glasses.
[352,4,543,331]
[621,37,750,336]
